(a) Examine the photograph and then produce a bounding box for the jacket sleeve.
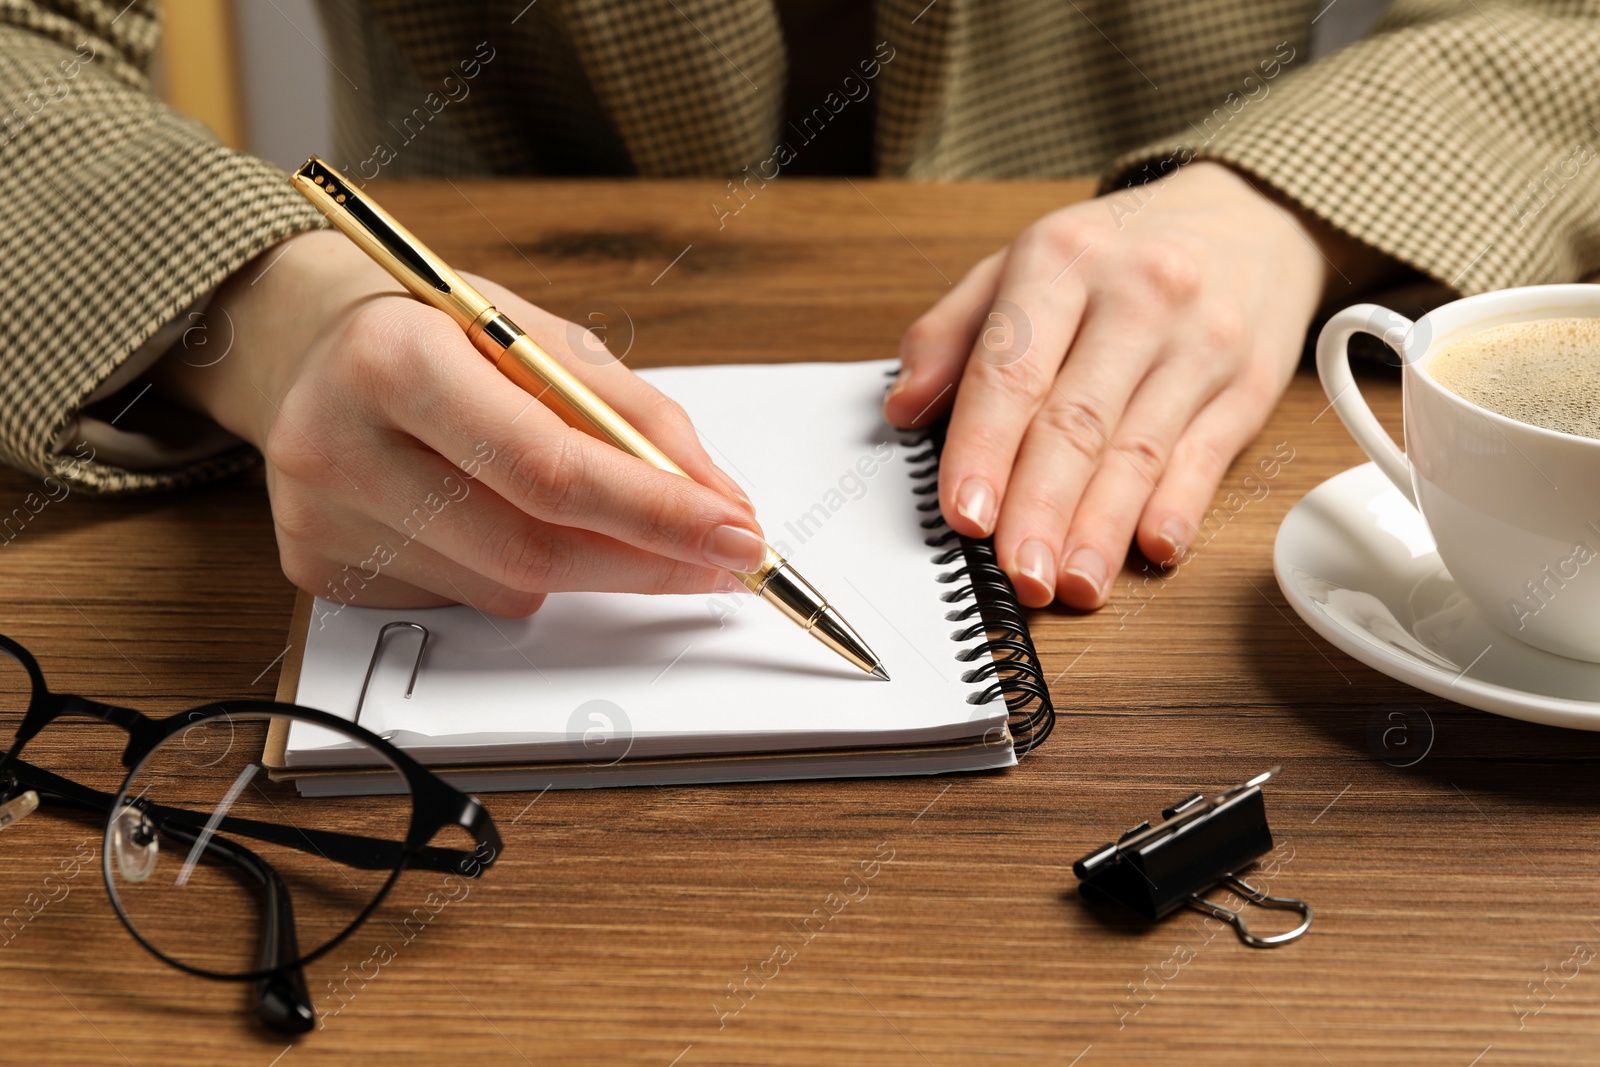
[1101,0,1600,296]
[0,1,325,492]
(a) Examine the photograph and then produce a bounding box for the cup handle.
[1314,304,1417,507]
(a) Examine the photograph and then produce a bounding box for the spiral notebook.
[264,360,1053,796]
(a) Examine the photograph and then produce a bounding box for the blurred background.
[155,0,1392,174]
[155,0,330,170]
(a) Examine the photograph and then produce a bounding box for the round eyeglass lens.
[104,709,414,978]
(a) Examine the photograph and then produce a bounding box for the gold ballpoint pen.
[291,157,887,679]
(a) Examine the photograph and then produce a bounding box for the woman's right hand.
[154,230,763,616]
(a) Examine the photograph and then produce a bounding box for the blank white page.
[287,360,1005,766]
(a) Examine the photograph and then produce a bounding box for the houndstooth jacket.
[2,0,1598,492]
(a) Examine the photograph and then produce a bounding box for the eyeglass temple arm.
[252,862,316,1033]
[138,785,505,877]
[10,759,495,877]
[150,815,316,1033]
[154,803,500,877]
[26,769,316,1032]
[450,795,503,875]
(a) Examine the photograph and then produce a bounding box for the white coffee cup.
[1317,284,1600,662]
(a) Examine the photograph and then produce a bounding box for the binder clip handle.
[1185,874,1313,948]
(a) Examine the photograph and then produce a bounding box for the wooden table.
[4,180,1598,1066]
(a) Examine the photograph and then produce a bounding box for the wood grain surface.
[2,179,1597,1066]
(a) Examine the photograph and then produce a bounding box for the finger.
[995,350,1225,607]
[378,313,769,575]
[480,280,752,507]
[1134,385,1274,568]
[370,522,723,606]
[1049,372,1224,609]
[286,531,545,616]
[308,573,461,612]
[279,489,725,619]
[973,288,1165,595]
[347,441,731,597]
[555,340,751,507]
[936,241,1095,539]
[885,250,1005,428]
[274,522,504,613]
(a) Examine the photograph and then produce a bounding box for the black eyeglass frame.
[0,632,503,987]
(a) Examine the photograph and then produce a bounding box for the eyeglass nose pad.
[111,804,159,883]
[0,789,39,831]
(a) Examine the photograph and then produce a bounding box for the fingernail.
[886,368,911,400]
[954,477,996,534]
[1017,539,1055,592]
[1063,546,1109,599]
[703,524,767,573]
[1157,518,1188,563]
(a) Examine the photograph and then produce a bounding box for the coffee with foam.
[1427,317,1600,440]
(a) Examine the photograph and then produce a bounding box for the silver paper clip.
[354,621,429,730]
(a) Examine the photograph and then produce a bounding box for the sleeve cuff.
[48,288,247,472]
[1099,8,1600,295]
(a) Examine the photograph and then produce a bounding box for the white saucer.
[1274,463,1600,730]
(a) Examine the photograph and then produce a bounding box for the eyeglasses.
[0,633,502,1034]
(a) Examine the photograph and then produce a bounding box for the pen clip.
[292,157,452,295]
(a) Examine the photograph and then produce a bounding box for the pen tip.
[870,664,890,681]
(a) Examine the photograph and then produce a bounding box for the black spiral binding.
[902,421,1056,756]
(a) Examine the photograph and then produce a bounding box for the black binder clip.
[1073,767,1312,948]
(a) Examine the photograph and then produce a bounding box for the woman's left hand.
[884,161,1379,610]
